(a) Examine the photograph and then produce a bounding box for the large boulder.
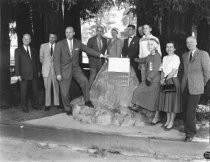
[71,64,153,127]
[90,64,139,109]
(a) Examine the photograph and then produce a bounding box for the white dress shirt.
[97,37,103,50]
[189,48,197,59]
[67,39,73,54]
[49,43,55,53]
[23,45,31,58]
[128,35,134,46]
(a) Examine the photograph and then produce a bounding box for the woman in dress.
[90,28,139,108]
[131,38,161,113]
[107,27,122,57]
[151,41,181,129]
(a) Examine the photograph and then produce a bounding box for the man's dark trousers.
[182,84,200,138]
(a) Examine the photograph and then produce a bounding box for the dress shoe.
[184,136,194,142]
[150,117,160,125]
[161,124,166,128]
[32,105,41,110]
[150,121,160,126]
[164,126,174,131]
[66,110,72,116]
[179,128,185,133]
[44,106,50,111]
[85,101,94,108]
[55,105,63,109]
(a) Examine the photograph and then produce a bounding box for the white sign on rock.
[108,58,130,72]
[108,58,130,86]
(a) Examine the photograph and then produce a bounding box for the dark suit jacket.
[122,36,140,63]
[181,49,210,95]
[15,46,40,80]
[87,36,107,68]
[54,38,101,79]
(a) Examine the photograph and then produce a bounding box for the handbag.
[161,56,177,93]
[161,78,176,93]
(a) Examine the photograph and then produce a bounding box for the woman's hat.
[111,27,119,33]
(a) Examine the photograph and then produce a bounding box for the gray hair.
[186,36,197,42]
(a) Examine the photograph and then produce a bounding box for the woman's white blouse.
[162,54,180,77]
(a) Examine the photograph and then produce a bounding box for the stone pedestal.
[72,64,154,126]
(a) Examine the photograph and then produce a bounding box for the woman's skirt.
[158,77,181,113]
[132,82,160,112]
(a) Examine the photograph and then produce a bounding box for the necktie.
[26,46,31,59]
[50,45,53,56]
[189,52,193,61]
[98,38,102,51]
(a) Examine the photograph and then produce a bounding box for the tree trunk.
[64,3,81,40]
[16,2,33,47]
[0,0,10,108]
[40,2,65,42]
[197,18,209,53]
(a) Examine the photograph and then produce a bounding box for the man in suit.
[122,25,141,82]
[15,34,41,113]
[181,36,210,142]
[40,32,60,111]
[54,26,106,115]
[87,26,107,88]
[139,24,161,81]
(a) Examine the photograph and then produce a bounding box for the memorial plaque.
[108,58,130,86]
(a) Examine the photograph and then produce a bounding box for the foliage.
[8,0,115,21]
[116,0,210,24]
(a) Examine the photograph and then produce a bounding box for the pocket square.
[74,48,79,50]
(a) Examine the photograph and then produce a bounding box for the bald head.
[22,34,31,46]
[186,36,197,51]
[65,26,75,40]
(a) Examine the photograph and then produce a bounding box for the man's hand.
[160,79,165,85]
[145,79,151,86]
[100,54,108,59]
[57,75,62,81]
[135,58,142,63]
[17,76,22,82]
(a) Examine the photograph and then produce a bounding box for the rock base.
[72,102,154,126]
[72,63,155,126]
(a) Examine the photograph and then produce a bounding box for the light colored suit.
[107,38,122,57]
[54,38,100,111]
[40,42,59,106]
[181,49,210,95]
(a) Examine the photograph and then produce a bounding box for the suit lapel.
[125,38,129,48]
[95,37,100,51]
[71,39,77,58]
[30,47,34,61]
[22,46,32,61]
[101,37,106,50]
[190,49,199,63]
[128,36,135,48]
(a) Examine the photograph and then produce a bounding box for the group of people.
[15,23,210,142]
